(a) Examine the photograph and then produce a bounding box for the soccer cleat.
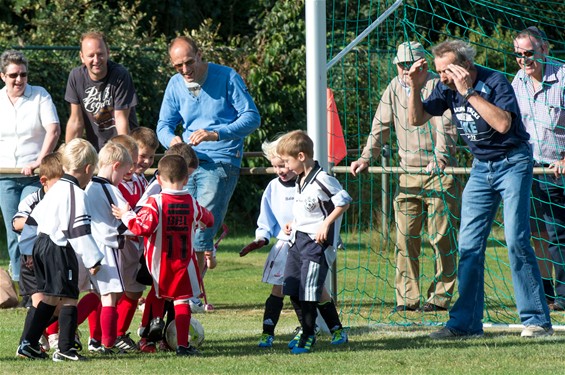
[17,340,48,360]
[288,327,302,349]
[138,338,156,353]
[258,333,274,348]
[97,346,127,355]
[147,317,165,342]
[52,348,88,361]
[74,330,83,351]
[176,344,199,356]
[521,325,554,338]
[158,339,173,352]
[290,335,316,354]
[330,328,349,345]
[87,338,104,353]
[115,333,138,351]
[189,297,205,313]
[48,333,59,351]
[429,326,484,340]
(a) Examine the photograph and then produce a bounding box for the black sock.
[301,301,318,338]
[58,305,78,353]
[24,301,56,345]
[318,300,342,332]
[262,294,284,336]
[20,306,36,344]
[543,279,555,302]
[290,296,303,327]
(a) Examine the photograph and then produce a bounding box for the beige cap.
[393,41,426,64]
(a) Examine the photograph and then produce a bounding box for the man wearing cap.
[512,26,565,310]
[350,41,459,313]
[408,39,552,339]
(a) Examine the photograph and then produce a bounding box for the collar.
[298,161,322,192]
[61,173,81,188]
[92,175,112,185]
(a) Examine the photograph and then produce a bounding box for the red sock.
[140,287,165,329]
[88,302,102,341]
[77,292,100,325]
[174,302,191,348]
[116,295,138,336]
[46,320,58,336]
[100,306,118,348]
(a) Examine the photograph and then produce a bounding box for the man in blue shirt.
[407,39,552,339]
[157,36,261,282]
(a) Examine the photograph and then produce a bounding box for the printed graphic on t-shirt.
[83,86,115,131]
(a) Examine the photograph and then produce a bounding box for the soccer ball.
[189,296,205,313]
[165,318,205,349]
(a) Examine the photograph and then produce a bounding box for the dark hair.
[130,127,159,151]
[165,143,199,170]
[0,50,28,73]
[158,155,188,183]
[39,153,63,180]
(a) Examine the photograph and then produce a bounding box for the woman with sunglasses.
[0,50,60,287]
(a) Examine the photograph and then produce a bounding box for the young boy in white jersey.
[14,153,63,350]
[113,154,214,356]
[85,141,133,354]
[276,130,351,354]
[240,138,344,349]
[16,138,104,361]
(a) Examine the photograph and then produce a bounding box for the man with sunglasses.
[156,36,260,285]
[512,26,565,311]
[350,41,459,314]
[408,39,552,339]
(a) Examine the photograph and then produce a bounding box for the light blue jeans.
[446,144,551,334]
[186,162,239,252]
[0,176,41,281]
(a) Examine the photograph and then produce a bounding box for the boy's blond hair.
[60,138,98,172]
[165,143,199,170]
[110,134,139,159]
[261,138,281,161]
[276,130,314,158]
[158,155,189,183]
[39,153,64,180]
[98,141,133,168]
[130,127,159,151]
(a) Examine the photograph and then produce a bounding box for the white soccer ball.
[165,318,205,349]
[189,296,205,313]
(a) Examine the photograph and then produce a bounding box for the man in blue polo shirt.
[407,39,552,339]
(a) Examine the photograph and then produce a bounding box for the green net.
[327,0,565,327]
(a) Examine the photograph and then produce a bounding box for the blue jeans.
[0,176,41,281]
[186,162,239,252]
[447,144,551,334]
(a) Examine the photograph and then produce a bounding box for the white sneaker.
[48,333,59,351]
[521,325,554,338]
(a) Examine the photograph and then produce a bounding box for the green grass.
[1,235,565,373]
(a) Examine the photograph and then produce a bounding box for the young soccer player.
[85,141,133,354]
[275,130,351,354]
[130,127,159,189]
[113,154,214,356]
[14,153,63,350]
[16,138,104,361]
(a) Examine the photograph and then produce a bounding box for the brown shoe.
[549,302,565,311]
[422,303,448,312]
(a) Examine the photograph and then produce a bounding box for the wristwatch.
[463,87,477,101]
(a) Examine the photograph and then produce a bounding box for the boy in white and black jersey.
[276,130,352,354]
[17,138,104,362]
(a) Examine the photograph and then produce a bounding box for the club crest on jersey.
[304,196,318,212]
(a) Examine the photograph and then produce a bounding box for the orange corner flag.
[327,88,347,165]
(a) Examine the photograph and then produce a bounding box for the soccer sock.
[77,292,100,325]
[20,306,36,344]
[290,295,303,326]
[301,301,318,338]
[317,300,342,332]
[100,306,118,348]
[88,302,102,341]
[116,294,138,336]
[262,294,284,336]
[58,305,78,353]
[25,301,56,345]
[164,300,175,327]
[174,302,191,348]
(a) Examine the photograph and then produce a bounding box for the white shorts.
[119,238,146,293]
[91,244,124,295]
[261,240,290,286]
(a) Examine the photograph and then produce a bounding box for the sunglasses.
[513,50,535,59]
[5,72,28,79]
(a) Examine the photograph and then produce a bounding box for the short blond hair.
[61,138,98,172]
[261,138,281,161]
[276,130,314,159]
[98,141,133,168]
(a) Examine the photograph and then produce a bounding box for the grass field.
[1,235,565,374]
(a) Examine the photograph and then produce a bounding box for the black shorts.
[33,233,80,299]
[283,231,329,302]
[18,255,38,297]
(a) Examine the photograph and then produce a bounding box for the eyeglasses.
[513,50,535,59]
[397,62,414,70]
[5,72,28,79]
